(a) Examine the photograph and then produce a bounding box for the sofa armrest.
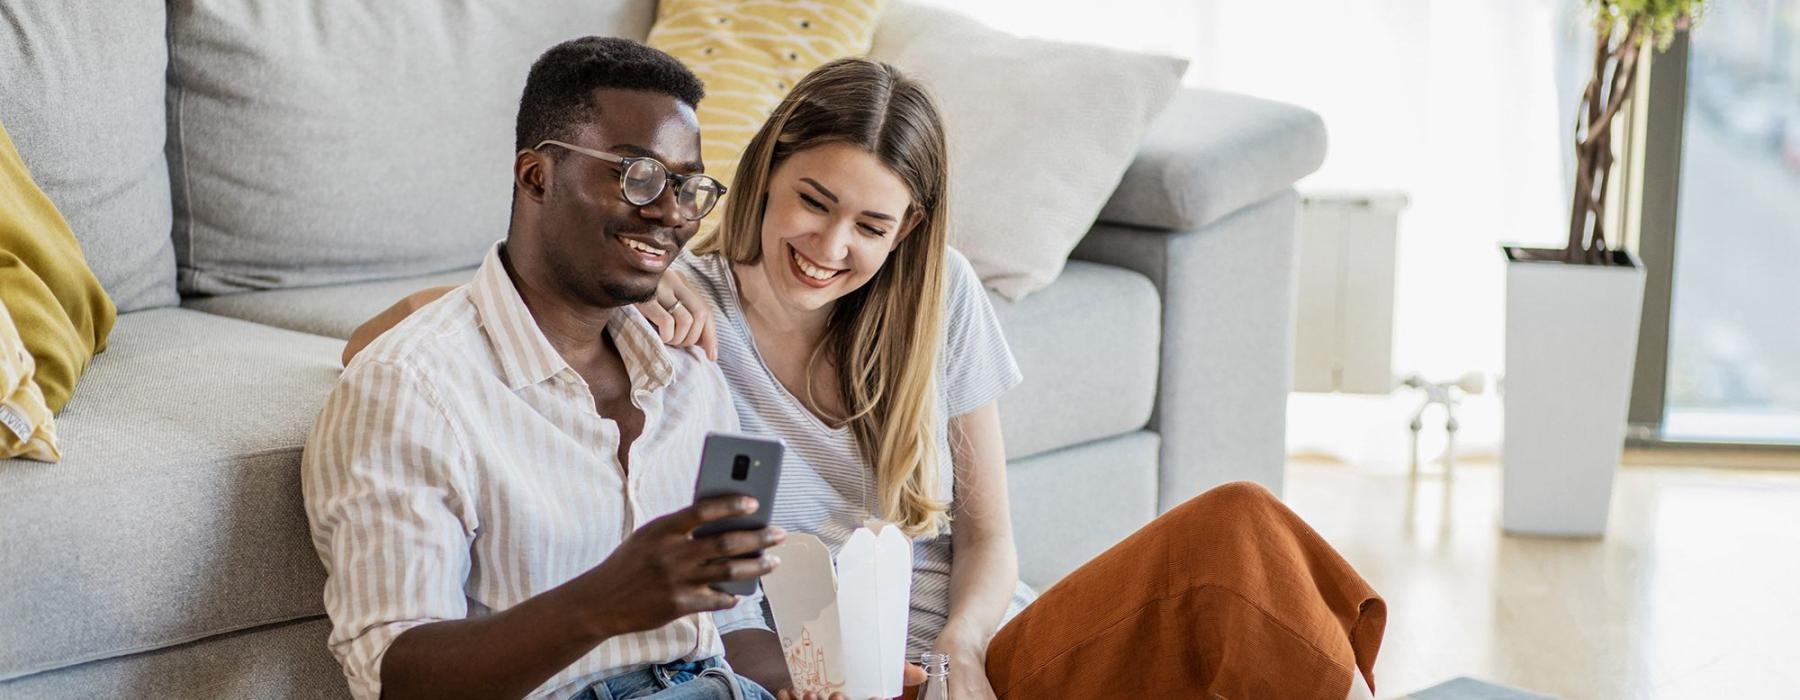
[1071,191,1301,508]
[1099,87,1326,232]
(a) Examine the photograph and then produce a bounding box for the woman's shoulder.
[934,246,1023,410]
[940,245,984,303]
[671,250,754,367]
[674,249,727,283]
[936,246,1004,346]
[673,250,732,304]
[942,245,976,281]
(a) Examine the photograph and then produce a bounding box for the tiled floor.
[1283,456,1800,699]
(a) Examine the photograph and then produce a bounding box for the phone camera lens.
[731,455,751,481]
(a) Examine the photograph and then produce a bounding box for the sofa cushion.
[184,267,478,340]
[0,1,178,313]
[869,1,1186,301]
[0,309,340,681]
[992,261,1159,459]
[166,0,657,295]
[1098,88,1328,232]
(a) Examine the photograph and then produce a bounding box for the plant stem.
[1591,129,1612,263]
[1584,23,1644,148]
[1593,24,1644,264]
[1566,19,1646,266]
[1567,22,1614,263]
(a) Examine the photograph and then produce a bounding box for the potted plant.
[1502,0,1706,537]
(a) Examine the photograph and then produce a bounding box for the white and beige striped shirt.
[301,242,755,700]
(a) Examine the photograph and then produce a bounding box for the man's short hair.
[514,37,705,151]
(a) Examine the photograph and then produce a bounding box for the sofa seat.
[182,266,479,340]
[1008,431,1159,587]
[0,309,341,682]
[0,617,344,698]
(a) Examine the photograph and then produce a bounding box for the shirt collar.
[470,242,677,393]
[607,304,678,395]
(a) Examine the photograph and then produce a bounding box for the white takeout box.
[761,521,913,699]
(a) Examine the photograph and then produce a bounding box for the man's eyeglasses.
[535,139,726,221]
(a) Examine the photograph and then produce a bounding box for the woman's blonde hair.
[692,58,951,538]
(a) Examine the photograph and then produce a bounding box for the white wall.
[919,0,1582,468]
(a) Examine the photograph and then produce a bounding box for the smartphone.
[692,432,784,595]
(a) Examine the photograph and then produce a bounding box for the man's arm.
[380,498,781,700]
[379,577,625,700]
[341,271,717,368]
[303,359,781,700]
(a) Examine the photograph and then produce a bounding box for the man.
[303,37,788,700]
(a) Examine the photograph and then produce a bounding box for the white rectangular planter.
[1501,248,1645,537]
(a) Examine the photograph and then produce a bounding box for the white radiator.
[1292,191,1408,395]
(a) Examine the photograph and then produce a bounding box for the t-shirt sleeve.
[941,247,1023,418]
[672,250,730,321]
[712,586,773,636]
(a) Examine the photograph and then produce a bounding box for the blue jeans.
[570,656,775,700]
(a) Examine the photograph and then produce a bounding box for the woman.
[345,58,1384,700]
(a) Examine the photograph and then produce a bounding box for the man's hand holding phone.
[571,495,785,638]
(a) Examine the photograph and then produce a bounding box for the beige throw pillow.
[869,2,1187,300]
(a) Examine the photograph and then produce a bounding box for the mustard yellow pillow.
[0,300,59,462]
[0,117,116,416]
[647,0,887,194]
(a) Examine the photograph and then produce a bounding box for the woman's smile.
[786,243,847,288]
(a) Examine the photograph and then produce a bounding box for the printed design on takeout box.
[782,628,842,693]
[763,522,914,699]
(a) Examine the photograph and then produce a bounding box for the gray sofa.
[0,1,1322,696]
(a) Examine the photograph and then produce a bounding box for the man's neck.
[500,245,617,366]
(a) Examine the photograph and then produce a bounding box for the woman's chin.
[777,285,839,312]
[755,258,862,313]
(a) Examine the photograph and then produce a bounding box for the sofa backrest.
[167,0,658,295]
[0,1,179,313]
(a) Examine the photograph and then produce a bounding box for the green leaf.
[1584,0,1709,49]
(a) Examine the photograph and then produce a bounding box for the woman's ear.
[896,207,926,242]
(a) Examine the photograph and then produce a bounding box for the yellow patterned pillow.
[0,300,59,462]
[647,0,886,195]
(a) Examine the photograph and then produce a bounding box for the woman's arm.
[342,286,455,366]
[643,266,716,360]
[936,400,1017,698]
[721,629,792,694]
[338,271,717,367]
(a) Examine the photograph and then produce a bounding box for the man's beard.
[547,223,663,307]
[598,276,657,305]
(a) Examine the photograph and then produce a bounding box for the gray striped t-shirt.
[686,248,1035,655]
